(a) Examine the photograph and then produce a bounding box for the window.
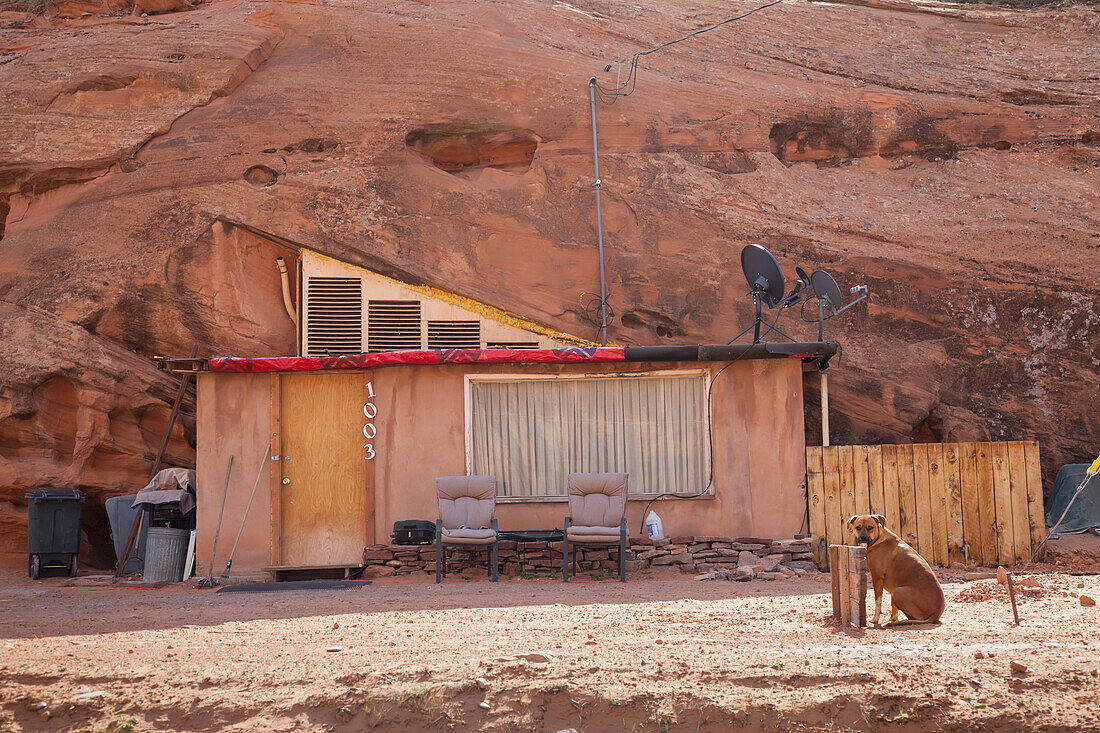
[468,373,710,499]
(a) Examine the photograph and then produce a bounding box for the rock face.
[1,0,1098,566]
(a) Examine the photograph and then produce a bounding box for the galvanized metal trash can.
[26,487,86,579]
[106,495,150,574]
[144,526,190,582]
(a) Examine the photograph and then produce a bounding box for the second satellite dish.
[810,270,843,313]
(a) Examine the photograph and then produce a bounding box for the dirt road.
[1,567,1098,732]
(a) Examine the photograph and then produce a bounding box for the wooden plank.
[912,444,934,562]
[958,442,982,566]
[927,443,949,567]
[269,373,282,566]
[280,373,369,567]
[1008,442,1031,564]
[991,441,1015,565]
[974,442,999,567]
[867,445,885,518]
[853,446,871,517]
[806,447,828,568]
[881,444,902,536]
[944,443,966,565]
[896,444,919,551]
[838,446,856,535]
[848,547,868,627]
[823,448,843,559]
[1023,441,1046,562]
[829,545,841,618]
[837,546,850,624]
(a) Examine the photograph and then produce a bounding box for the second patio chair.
[563,472,629,582]
[435,475,499,582]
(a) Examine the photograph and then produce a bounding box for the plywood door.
[278,373,371,566]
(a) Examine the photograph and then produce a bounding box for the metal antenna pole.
[588,77,609,346]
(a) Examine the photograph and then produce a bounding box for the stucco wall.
[195,358,808,577]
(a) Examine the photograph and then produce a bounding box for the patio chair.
[563,472,629,582]
[435,475,499,582]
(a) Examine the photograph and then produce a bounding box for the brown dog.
[848,514,945,626]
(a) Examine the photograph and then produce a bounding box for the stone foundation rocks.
[362,537,817,580]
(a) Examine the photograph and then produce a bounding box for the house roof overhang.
[154,342,838,375]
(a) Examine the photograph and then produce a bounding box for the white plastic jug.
[645,510,664,541]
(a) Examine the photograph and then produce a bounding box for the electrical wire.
[580,291,615,342]
[637,347,754,535]
[594,0,784,105]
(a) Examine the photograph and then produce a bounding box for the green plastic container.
[26,487,86,579]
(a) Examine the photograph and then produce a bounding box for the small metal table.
[497,529,564,575]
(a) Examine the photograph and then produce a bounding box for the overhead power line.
[592,0,784,105]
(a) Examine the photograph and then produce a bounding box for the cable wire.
[594,0,784,104]
[636,347,753,535]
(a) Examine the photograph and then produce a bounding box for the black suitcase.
[391,520,436,545]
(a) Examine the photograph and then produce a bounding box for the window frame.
[463,368,715,502]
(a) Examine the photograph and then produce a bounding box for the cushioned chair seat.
[564,472,629,582]
[436,475,499,581]
[441,527,497,544]
[566,526,623,543]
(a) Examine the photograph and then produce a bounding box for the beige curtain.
[470,375,709,497]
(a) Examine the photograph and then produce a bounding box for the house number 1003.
[363,380,377,460]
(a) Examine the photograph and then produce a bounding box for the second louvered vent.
[427,320,481,349]
[368,300,422,352]
[305,277,363,356]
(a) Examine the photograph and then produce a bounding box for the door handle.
[282,477,291,485]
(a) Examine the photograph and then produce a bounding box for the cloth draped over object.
[1046,464,1100,534]
[132,467,197,515]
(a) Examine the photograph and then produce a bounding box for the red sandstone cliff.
[0,0,1097,565]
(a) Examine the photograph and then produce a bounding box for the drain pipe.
[588,77,609,346]
[276,257,298,326]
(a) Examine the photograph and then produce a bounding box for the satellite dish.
[811,270,843,313]
[740,244,785,308]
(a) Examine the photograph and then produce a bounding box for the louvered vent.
[305,277,362,356]
[427,320,481,349]
[486,342,539,349]
[367,300,422,352]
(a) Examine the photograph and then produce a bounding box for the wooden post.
[829,544,867,627]
[820,371,830,447]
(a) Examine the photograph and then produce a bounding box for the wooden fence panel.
[867,445,885,518]
[912,444,934,563]
[838,446,856,532]
[807,441,1044,570]
[897,445,919,552]
[806,447,827,568]
[991,441,1015,564]
[882,444,902,534]
[854,447,871,517]
[1024,442,1045,562]
[975,442,998,566]
[944,443,966,565]
[958,443,982,565]
[927,443,949,567]
[823,447,843,562]
[1008,442,1031,565]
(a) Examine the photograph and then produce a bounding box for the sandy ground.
[2,548,1099,733]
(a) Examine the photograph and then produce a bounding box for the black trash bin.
[26,487,86,579]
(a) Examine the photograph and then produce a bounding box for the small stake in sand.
[1006,572,1020,626]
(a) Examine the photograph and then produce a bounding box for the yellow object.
[1088,454,1100,476]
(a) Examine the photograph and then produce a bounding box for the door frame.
[268,371,376,566]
